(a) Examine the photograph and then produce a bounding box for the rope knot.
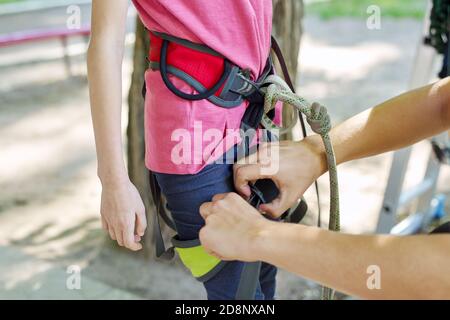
[263,82,283,113]
[307,102,331,136]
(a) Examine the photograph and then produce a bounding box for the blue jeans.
[154,163,277,300]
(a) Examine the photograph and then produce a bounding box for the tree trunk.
[127,1,304,256]
[272,0,304,140]
[127,18,153,257]
[272,0,303,85]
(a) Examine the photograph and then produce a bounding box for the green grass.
[306,0,428,20]
[0,0,24,3]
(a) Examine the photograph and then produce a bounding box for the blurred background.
[0,0,449,299]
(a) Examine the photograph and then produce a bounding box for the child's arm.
[88,0,146,251]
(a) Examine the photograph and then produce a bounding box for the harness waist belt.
[148,31,272,108]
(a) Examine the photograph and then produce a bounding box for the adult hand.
[233,135,327,218]
[199,193,271,262]
[100,178,147,251]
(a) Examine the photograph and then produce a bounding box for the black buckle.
[431,140,450,164]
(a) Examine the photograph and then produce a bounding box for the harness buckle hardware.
[234,72,265,97]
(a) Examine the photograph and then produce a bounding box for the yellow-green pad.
[175,245,221,278]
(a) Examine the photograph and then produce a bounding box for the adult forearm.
[87,42,127,183]
[255,222,450,299]
[308,78,450,170]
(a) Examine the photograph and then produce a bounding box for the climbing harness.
[144,31,340,300]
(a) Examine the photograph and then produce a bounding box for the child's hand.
[100,178,147,251]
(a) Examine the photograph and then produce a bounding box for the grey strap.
[149,61,245,108]
[149,171,175,260]
[235,262,262,300]
[152,31,224,57]
[283,198,308,223]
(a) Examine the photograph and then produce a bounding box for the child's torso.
[132,0,275,174]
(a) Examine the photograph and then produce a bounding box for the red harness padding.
[149,33,226,97]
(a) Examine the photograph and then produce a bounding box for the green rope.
[260,75,340,300]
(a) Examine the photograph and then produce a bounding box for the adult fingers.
[199,227,227,261]
[233,150,261,196]
[201,193,234,220]
[211,193,227,202]
[199,202,213,220]
[259,190,298,218]
[233,164,268,197]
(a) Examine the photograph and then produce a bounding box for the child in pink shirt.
[132,0,277,299]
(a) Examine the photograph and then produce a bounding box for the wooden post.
[127,19,154,257]
[272,0,304,140]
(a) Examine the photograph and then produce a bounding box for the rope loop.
[307,102,332,136]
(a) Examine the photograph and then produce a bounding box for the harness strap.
[160,39,233,101]
[153,31,224,57]
[235,262,262,300]
[149,61,245,108]
[234,183,266,300]
[149,32,261,108]
[149,172,175,260]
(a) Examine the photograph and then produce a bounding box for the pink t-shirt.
[132,0,275,174]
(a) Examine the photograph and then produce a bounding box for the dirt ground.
[0,15,449,299]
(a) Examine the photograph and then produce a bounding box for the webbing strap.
[149,61,245,108]
[160,39,233,101]
[149,171,175,260]
[235,262,262,300]
[152,31,224,58]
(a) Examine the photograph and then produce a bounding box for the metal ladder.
[376,0,448,234]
